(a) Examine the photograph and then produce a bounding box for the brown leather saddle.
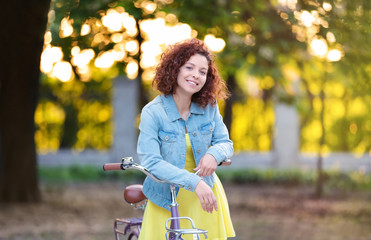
[123,184,147,204]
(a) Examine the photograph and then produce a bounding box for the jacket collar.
[160,94,205,122]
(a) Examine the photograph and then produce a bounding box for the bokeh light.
[60,17,73,38]
[326,49,342,62]
[52,61,73,82]
[310,38,328,57]
[204,34,226,53]
[301,11,315,27]
[102,9,124,32]
[81,23,91,36]
[95,51,116,69]
[40,45,63,74]
[37,3,369,156]
[323,2,332,12]
[126,60,139,79]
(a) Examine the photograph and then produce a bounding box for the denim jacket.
[137,94,233,211]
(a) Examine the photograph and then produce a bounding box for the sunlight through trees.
[36,0,370,158]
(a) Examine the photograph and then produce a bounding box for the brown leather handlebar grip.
[103,163,123,171]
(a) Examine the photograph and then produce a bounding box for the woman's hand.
[193,153,217,177]
[194,180,218,213]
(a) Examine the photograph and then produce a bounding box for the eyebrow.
[185,62,208,70]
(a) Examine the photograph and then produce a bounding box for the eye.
[200,71,207,76]
[185,66,193,70]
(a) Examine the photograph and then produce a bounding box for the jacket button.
[193,132,196,136]
[197,149,200,153]
[165,135,169,141]
[210,127,213,131]
[188,186,192,190]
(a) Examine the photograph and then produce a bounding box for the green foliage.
[37,0,150,152]
[323,0,371,94]
[163,0,371,154]
[217,169,315,185]
[38,165,371,191]
[37,0,371,154]
[297,60,371,153]
[39,165,145,183]
[37,74,113,152]
[216,168,371,191]
[322,170,371,191]
[231,98,274,151]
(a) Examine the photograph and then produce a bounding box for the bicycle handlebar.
[103,156,232,186]
[103,163,123,171]
[103,157,169,184]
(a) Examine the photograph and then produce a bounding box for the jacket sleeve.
[206,104,234,165]
[137,107,201,192]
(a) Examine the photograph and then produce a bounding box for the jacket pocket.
[158,130,177,158]
[199,122,215,145]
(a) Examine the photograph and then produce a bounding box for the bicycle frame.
[167,184,208,240]
[114,217,141,239]
[103,157,209,240]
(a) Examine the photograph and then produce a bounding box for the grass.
[217,168,315,185]
[38,165,371,191]
[38,165,145,183]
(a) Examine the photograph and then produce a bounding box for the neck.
[172,93,191,120]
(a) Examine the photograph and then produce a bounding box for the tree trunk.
[315,70,326,198]
[224,74,236,132]
[60,104,79,148]
[0,0,51,202]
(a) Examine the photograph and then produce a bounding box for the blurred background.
[35,0,371,164]
[1,0,370,239]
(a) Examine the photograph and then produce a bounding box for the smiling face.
[175,53,209,98]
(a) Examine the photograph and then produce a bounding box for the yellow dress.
[138,134,235,240]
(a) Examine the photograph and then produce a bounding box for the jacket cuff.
[206,147,224,165]
[184,174,202,192]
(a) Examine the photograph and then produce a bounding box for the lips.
[186,80,198,86]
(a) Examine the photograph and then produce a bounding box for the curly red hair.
[153,39,229,108]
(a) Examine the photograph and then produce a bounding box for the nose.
[192,70,199,79]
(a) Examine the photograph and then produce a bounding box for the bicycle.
[103,156,231,240]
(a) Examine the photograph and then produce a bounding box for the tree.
[313,0,371,197]
[159,0,301,151]
[0,0,51,202]
[165,0,371,197]
[163,0,305,132]
[38,1,163,152]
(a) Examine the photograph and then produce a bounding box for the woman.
[137,38,235,239]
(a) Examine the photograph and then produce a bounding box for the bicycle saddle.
[124,184,147,204]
